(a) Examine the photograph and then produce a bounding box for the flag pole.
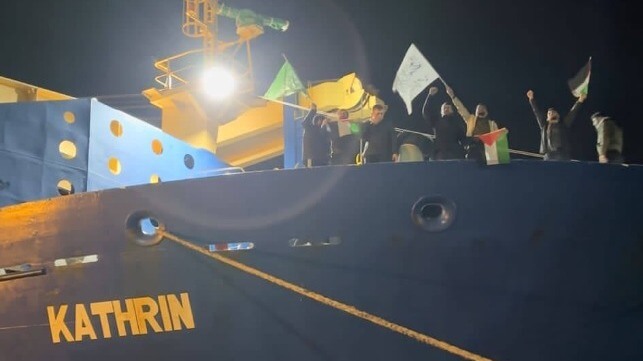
[259,96,337,119]
[438,77,452,92]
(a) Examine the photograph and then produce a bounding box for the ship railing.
[394,128,544,159]
[152,45,244,91]
[153,49,206,90]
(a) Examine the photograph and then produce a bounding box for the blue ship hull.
[1,161,642,360]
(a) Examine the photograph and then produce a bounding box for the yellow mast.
[142,1,288,156]
[183,0,218,68]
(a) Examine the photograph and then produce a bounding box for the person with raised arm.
[421,86,465,160]
[444,85,498,161]
[302,103,330,167]
[526,89,586,160]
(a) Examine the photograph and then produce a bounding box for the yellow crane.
[142,1,384,167]
[142,1,290,165]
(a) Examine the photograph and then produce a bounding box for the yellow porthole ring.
[63,111,75,124]
[108,157,122,175]
[110,120,123,137]
[59,140,77,160]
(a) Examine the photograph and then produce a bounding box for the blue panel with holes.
[86,99,229,191]
[0,99,90,206]
[0,98,230,206]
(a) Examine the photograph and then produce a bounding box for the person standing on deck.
[326,109,360,165]
[302,103,330,167]
[590,112,623,164]
[445,85,498,161]
[361,104,398,163]
[526,89,586,160]
[421,86,466,160]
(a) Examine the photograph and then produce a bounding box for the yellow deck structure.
[0,76,73,103]
[143,72,383,168]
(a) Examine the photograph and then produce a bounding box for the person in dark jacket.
[526,90,586,160]
[360,104,397,163]
[302,103,330,167]
[421,86,466,160]
[590,112,624,164]
[395,98,433,162]
[326,109,360,165]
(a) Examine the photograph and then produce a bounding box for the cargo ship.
[1,1,642,360]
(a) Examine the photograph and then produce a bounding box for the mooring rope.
[159,229,494,361]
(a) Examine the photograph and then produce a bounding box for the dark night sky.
[1,0,641,163]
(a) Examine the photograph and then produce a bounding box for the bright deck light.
[202,67,236,99]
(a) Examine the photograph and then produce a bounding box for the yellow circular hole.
[63,111,75,124]
[59,140,77,160]
[150,174,161,184]
[151,139,163,155]
[108,157,122,175]
[57,179,75,195]
[110,120,123,137]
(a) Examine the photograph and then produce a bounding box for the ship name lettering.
[46,293,195,343]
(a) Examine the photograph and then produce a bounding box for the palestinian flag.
[264,60,305,100]
[568,57,591,98]
[477,128,510,165]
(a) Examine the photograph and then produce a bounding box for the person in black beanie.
[421,86,465,160]
[302,103,330,167]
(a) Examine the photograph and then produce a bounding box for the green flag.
[263,60,305,100]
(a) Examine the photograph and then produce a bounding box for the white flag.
[392,44,440,114]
